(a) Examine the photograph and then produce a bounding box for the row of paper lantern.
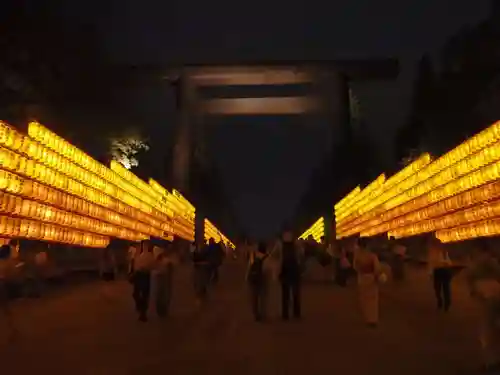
[28,122,195,240]
[28,122,174,218]
[204,218,235,248]
[299,217,325,243]
[334,120,500,243]
[0,215,108,248]
[148,179,195,242]
[0,126,171,237]
[0,120,196,247]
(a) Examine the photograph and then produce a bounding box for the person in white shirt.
[467,239,500,372]
[132,241,155,322]
[427,235,453,312]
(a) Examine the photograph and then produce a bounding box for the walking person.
[193,242,211,309]
[154,243,178,318]
[246,241,271,322]
[302,236,316,277]
[389,237,406,282]
[207,239,224,285]
[24,243,46,297]
[131,240,154,322]
[100,246,117,281]
[427,235,453,312]
[0,245,19,342]
[466,239,500,372]
[354,237,385,328]
[127,243,138,275]
[336,243,351,287]
[318,236,333,281]
[276,229,304,321]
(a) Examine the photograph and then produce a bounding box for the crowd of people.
[240,230,500,372]
[4,230,500,372]
[125,237,226,321]
[241,230,391,325]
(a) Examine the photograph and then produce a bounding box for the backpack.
[248,254,267,284]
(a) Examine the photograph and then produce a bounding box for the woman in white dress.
[467,239,500,372]
[353,237,383,327]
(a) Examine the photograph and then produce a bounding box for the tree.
[109,135,150,170]
[394,55,435,161]
[432,16,500,152]
[0,1,132,138]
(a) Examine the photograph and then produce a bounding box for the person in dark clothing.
[193,243,211,308]
[207,239,224,284]
[278,230,304,320]
[132,241,154,322]
[427,235,453,312]
[247,241,270,322]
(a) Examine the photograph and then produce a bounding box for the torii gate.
[167,59,398,242]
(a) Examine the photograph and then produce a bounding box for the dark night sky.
[60,0,489,238]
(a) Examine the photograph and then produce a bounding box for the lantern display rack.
[299,217,325,243]
[204,218,235,248]
[334,120,500,243]
[0,121,196,247]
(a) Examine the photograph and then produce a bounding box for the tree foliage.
[0,1,134,139]
[109,136,150,170]
[394,55,435,162]
[396,11,500,162]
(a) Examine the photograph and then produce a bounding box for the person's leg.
[200,267,209,304]
[260,279,269,320]
[367,282,379,326]
[0,284,18,342]
[250,283,260,321]
[281,282,291,320]
[292,281,301,319]
[442,269,452,311]
[339,268,347,287]
[142,272,151,318]
[156,275,167,317]
[333,258,340,285]
[132,273,142,313]
[433,269,443,310]
[194,268,203,308]
[165,270,173,316]
[136,273,147,320]
[213,266,219,284]
[135,272,150,321]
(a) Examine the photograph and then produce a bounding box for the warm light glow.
[336,153,432,230]
[148,179,195,241]
[437,218,500,243]
[299,217,325,243]
[334,186,361,212]
[0,215,108,247]
[201,97,320,115]
[333,120,500,242]
[335,174,386,222]
[204,218,234,248]
[361,179,500,238]
[190,66,314,86]
[0,120,198,246]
